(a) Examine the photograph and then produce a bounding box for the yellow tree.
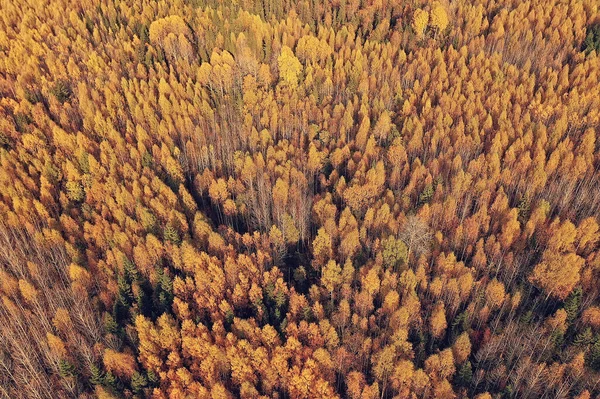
[412,9,429,37]
[430,3,449,33]
[321,260,342,297]
[277,46,302,88]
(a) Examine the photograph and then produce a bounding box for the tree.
[381,236,408,271]
[149,15,194,61]
[278,46,302,88]
[412,9,429,37]
[430,301,448,339]
[321,260,342,296]
[455,361,472,387]
[485,279,505,310]
[583,24,600,54]
[430,3,449,33]
[399,215,432,260]
[582,307,600,330]
[103,349,137,379]
[452,332,471,364]
[529,252,584,300]
[313,228,333,267]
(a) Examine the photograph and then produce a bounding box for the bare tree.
[398,215,433,261]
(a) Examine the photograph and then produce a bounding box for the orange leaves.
[424,348,455,380]
[485,279,506,310]
[582,307,600,330]
[529,219,586,300]
[452,332,471,364]
[68,263,92,291]
[209,178,229,204]
[546,308,568,334]
[18,278,38,304]
[3,0,600,397]
[430,301,447,339]
[103,349,138,379]
[499,208,520,249]
[46,333,67,358]
[576,217,599,255]
[529,252,584,300]
[362,267,381,297]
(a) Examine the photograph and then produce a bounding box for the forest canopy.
[1,0,600,398]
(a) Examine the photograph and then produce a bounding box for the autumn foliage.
[1,0,600,398]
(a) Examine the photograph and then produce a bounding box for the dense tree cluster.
[1,0,600,398]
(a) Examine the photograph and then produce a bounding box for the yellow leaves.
[241,155,257,182]
[65,180,84,201]
[149,15,194,60]
[296,35,332,64]
[272,178,289,209]
[381,236,408,270]
[228,345,256,386]
[373,344,396,382]
[68,263,92,290]
[21,132,45,151]
[208,231,226,253]
[373,111,392,143]
[412,3,448,38]
[277,46,302,88]
[268,224,285,250]
[209,178,229,203]
[430,3,449,32]
[499,208,520,249]
[165,155,185,185]
[363,267,381,297]
[312,228,332,266]
[307,142,325,173]
[321,260,342,294]
[412,9,429,37]
[281,213,300,244]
